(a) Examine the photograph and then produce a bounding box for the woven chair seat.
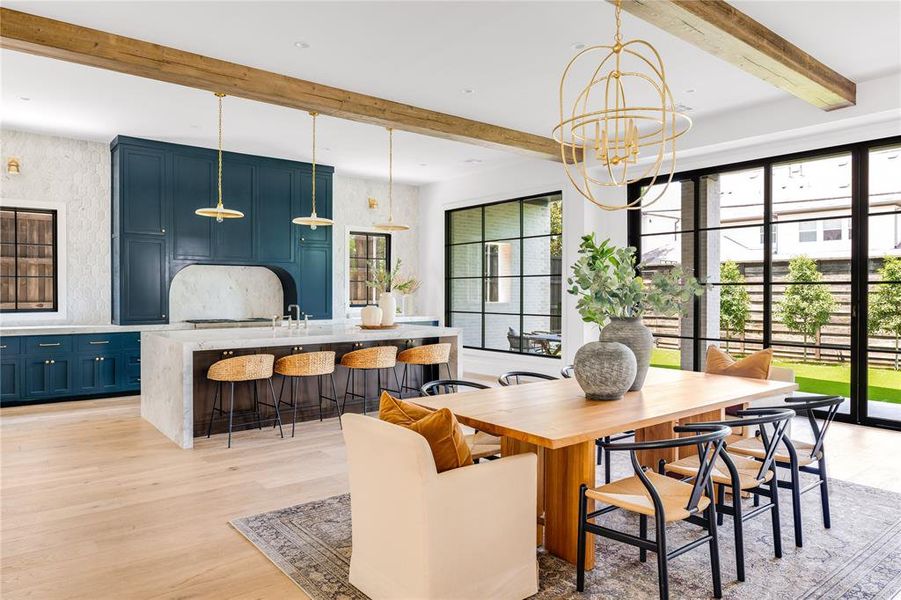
[665,452,773,490]
[397,343,451,365]
[340,346,398,369]
[585,471,711,522]
[464,431,501,460]
[275,351,335,377]
[729,436,821,466]
[207,354,274,382]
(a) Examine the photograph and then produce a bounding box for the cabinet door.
[26,357,72,397]
[122,147,168,236]
[256,166,295,263]
[298,244,331,319]
[123,236,168,323]
[0,359,21,401]
[297,171,332,245]
[214,161,254,260]
[77,353,120,394]
[172,153,214,259]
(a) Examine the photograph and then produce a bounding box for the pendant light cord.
[310,111,318,215]
[216,92,225,209]
[388,127,394,222]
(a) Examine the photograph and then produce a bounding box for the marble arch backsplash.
[168,265,283,322]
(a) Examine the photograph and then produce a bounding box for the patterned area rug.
[231,465,901,599]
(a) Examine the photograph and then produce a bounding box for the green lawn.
[650,348,901,404]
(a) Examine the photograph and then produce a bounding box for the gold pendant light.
[292,111,334,230]
[374,128,409,232]
[553,0,691,211]
[195,92,245,222]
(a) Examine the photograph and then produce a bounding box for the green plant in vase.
[567,235,705,391]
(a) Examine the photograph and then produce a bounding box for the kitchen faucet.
[287,304,301,328]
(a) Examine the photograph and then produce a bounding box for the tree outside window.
[777,256,836,361]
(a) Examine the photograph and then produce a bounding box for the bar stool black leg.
[317,375,324,422]
[206,382,220,438]
[392,366,402,396]
[343,368,353,413]
[267,378,284,439]
[252,381,263,430]
[331,373,342,428]
[227,382,235,449]
[291,376,298,438]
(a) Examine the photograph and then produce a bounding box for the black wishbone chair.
[662,408,795,582]
[577,424,731,600]
[497,371,557,386]
[560,364,635,482]
[729,395,842,548]
[419,379,500,462]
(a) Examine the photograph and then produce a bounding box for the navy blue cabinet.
[1,332,142,405]
[111,136,334,324]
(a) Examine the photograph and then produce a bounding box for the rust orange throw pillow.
[706,346,774,416]
[705,346,773,380]
[379,391,473,472]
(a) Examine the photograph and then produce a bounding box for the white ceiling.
[1,1,899,185]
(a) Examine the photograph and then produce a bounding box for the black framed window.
[445,192,562,357]
[628,136,901,430]
[1,208,58,312]
[348,231,390,307]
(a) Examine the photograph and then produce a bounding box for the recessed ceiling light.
[294,41,310,49]
[19,96,30,101]
[462,88,475,95]
[323,146,332,152]
[419,163,428,167]
[571,42,588,50]
[685,89,695,94]
[189,124,200,129]
[464,159,483,165]
[675,103,693,112]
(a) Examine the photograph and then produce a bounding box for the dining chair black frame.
[420,379,490,396]
[577,424,730,600]
[662,408,795,582]
[751,395,842,548]
[497,371,558,386]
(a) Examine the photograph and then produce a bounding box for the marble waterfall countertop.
[140,321,460,448]
[0,316,440,337]
[141,322,459,352]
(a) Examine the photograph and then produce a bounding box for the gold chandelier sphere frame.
[554,37,692,211]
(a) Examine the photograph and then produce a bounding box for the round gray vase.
[599,317,654,391]
[573,341,637,400]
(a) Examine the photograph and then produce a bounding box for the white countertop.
[144,322,459,352]
[0,315,440,337]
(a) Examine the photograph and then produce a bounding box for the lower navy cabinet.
[1,358,21,401]
[1,332,142,405]
[25,357,74,398]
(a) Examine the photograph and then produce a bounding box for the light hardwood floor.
[2,395,900,599]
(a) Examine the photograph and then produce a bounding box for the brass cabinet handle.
[45,359,55,365]
[95,357,100,362]
[100,357,105,361]
[39,342,61,347]
[136,358,141,363]
[137,378,141,382]
[0,345,7,349]
[89,340,110,345]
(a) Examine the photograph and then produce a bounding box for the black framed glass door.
[628,136,901,430]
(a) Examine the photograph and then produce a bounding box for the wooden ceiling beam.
[0,8,568,161]
[615,0,856,111]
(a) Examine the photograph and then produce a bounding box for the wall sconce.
[7,158,21,175]
[368,197,378,209]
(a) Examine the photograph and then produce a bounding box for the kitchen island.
[141,323,461,448]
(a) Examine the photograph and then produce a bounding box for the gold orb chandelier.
[553,0,692,211]
[195,92,245,222]
[293,111,334,230]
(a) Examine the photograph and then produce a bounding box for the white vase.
[361,304,383,327]
[379,292,396,325]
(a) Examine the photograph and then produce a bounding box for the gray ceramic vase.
[573,341,637,400]
[599,317,654,391]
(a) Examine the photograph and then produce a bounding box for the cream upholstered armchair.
[342,413,538,600]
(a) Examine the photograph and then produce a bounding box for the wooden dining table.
[416,367,798,570]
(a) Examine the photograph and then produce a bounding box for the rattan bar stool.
[275,350,340,436]
[340,345,399,414]
[397,343,451,398]
[204,353,283,448]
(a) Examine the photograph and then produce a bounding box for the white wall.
[0,129,421,325]
[168,265,282,322]
[331,174,419,318]
[0,129,110,325]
